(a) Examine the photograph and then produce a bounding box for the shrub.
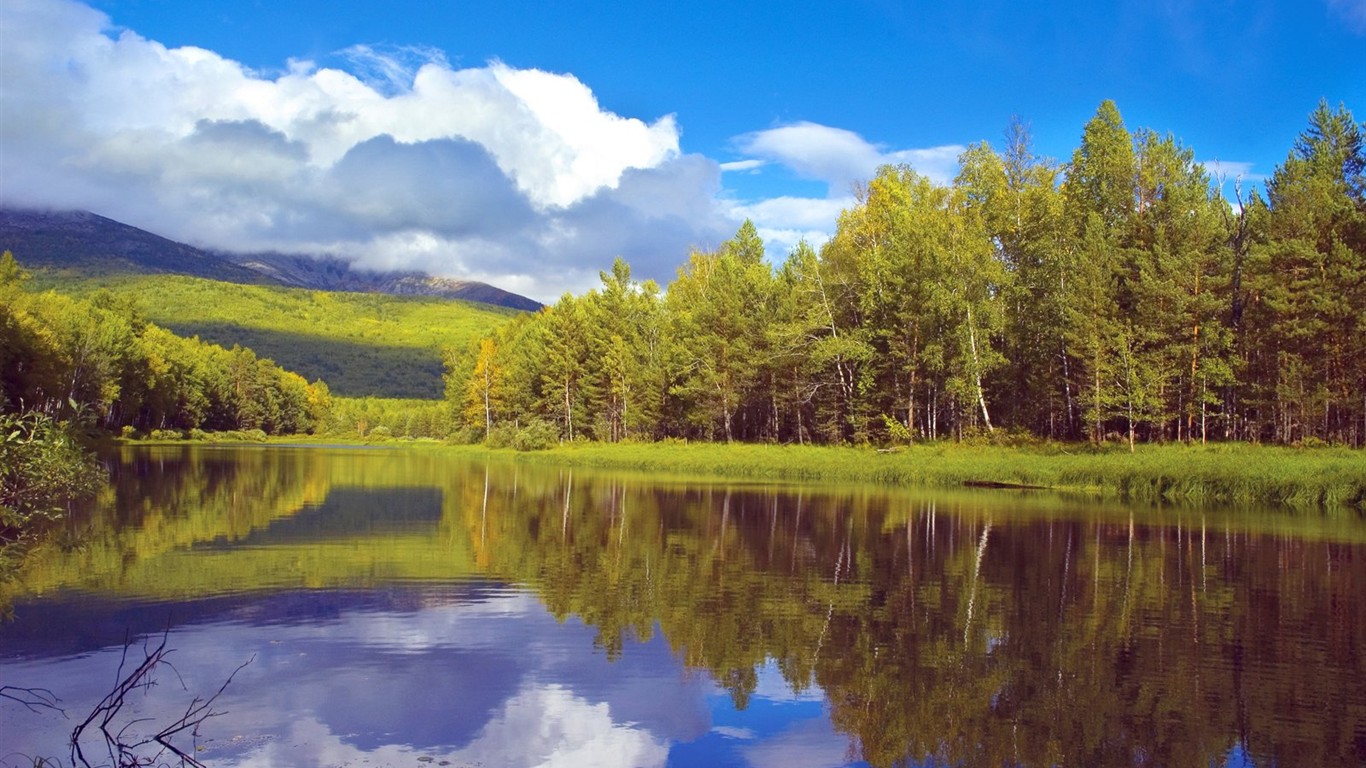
[511,418,559,451]
[485,419,561,451]
[446,426,483,445]
[485,423,517,449]
[1,412,104,539]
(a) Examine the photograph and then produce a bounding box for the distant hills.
[0,207,542,312]
[0,207,530,398]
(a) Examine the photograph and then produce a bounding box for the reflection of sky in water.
[0,586,868,767]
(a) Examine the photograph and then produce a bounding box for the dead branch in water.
[70,630,252,768]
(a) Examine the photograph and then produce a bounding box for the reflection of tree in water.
[462,465,1366,768]
[7,452,1362,767]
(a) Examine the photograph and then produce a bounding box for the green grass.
[34,273,518,397]
[434,440,1366,511]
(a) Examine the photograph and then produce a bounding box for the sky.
[1,0,1363,301]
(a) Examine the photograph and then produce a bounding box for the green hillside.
[36,273,519,398]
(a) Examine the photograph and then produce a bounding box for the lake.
[1,445,1363,767]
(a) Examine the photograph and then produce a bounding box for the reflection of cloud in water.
[742,715,859,768]
[458,683,670,767]
[214,683,669,768]
[713,725,758,739]
[0,587,712,765]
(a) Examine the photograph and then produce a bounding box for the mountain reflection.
[1,446,1363,767]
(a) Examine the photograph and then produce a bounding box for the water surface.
[1,446,1363,767]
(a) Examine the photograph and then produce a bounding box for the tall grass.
[474,441,1365,511]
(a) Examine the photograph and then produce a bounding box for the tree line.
[447,100,1365,447]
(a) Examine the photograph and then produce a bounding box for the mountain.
[0,208,270,283]
[0,207,541,311]
[227,251,543,311]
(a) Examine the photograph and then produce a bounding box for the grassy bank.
[154,434,1366,511]
[466,441,1365,511]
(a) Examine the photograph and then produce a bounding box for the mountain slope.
[44,274,514,398]
[229,251,543,311]
[0,207,542,311]
[0,208,270,283]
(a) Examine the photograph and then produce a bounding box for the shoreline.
[124,436,1366,512]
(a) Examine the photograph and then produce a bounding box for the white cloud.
[732,196,852,231]
[737,122,882,191]
[742,716,858,768]
[458,683,670,768]
[728,196,850,258]
[735,121,965,189]
[720,159,767,172]
[0,0,731,301]
[338,42,449,95]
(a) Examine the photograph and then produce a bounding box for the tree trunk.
[966,305,993,433]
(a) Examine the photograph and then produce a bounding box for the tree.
[667,224,775,441]
[465,337,502,435]
[583,258,664,442]
[956,123,1072,437]
[1243,100,1366,443]
[541,295,594,441]
[1061,101,1137,445]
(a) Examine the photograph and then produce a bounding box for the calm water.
[1,446,1363,767]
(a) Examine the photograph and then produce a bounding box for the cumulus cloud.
[0,0,733,300]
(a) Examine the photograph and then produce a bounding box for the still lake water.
[1,445,1363,767]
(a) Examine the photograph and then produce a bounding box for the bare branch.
[0,684,63,715]
[69,630,252,768]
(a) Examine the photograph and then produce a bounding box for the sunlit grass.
[474,441,1366,511]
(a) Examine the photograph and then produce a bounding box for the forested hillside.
[1,253,327,436]
[2,252,457,442]
[38,274,515,399]
[448,100,1365,448]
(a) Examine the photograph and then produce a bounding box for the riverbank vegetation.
[0,411,103,569]
[437,440,1365,510]
[447,100,1366,449]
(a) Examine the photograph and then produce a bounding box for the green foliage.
[2,259,331,438]
[1239,100,1366,443]
[512,441,1366,510]
[323,396,453,439]
[440,98,1366,447]
[484,417,560,450]
[30,273,515,399]
[0,410,103,545]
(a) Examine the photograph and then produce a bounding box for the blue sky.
[2,0,1363,300]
